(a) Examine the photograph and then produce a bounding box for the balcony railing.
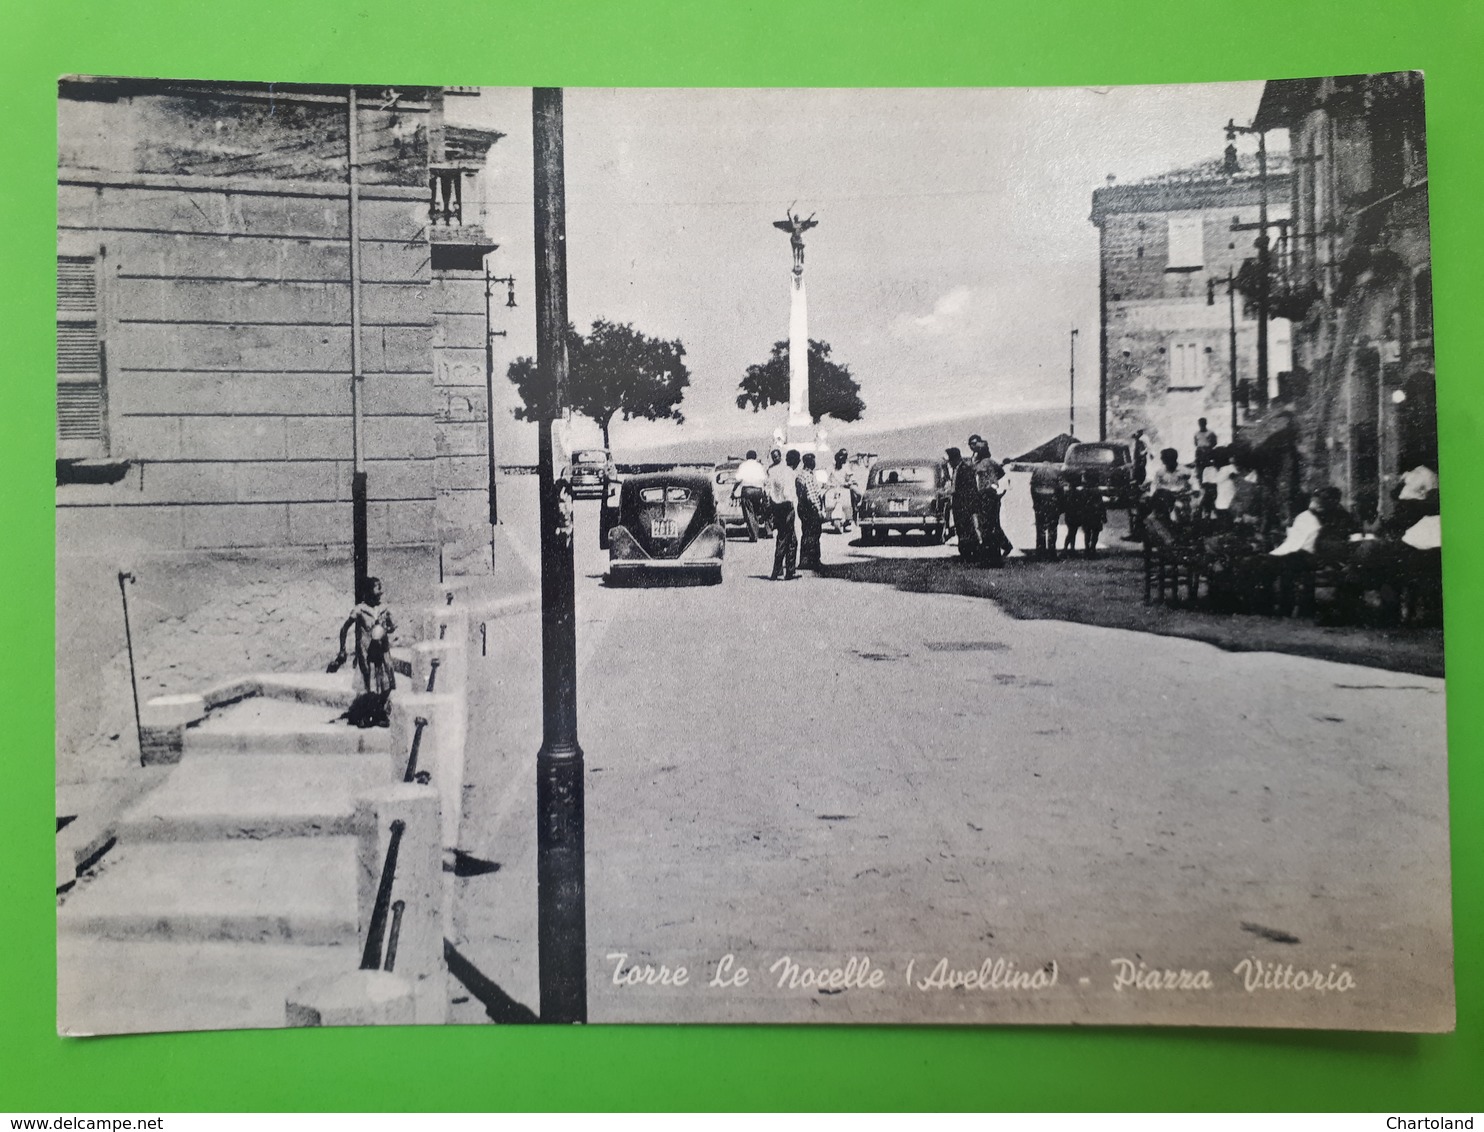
[429,166,474,226]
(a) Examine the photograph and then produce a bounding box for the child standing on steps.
[329,576,397,728]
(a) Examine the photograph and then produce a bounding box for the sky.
[450,82,1269,460]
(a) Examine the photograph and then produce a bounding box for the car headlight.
[609,526,649,560]
[681,524,726,560]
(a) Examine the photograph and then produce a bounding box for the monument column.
[774,210,819,448]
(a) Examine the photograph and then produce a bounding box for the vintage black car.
[601,470,725,583]
[1062,441,1136,507]
[569,448,616,499]
[856,458,953,543]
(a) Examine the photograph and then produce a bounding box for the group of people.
[945,434,1014,568]
[1137,419,1442,622]
[732,446,860,581]
[1027,461,1109,560]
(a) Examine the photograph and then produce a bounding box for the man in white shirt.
[1402,513,1441,551]
[765,448,798,580]
[1391,462,1439,536]
[1269,506,1323,558]
[734,449,769,540]
[1267,487,1355,615]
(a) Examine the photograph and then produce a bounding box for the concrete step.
[254,671,359,709]
[57,936,357,1035]
[116,754,385,842]
[58,837,360,945]
[185,697,391,756]
[56,771,172,890]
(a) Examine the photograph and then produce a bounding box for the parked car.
[712,460,745,532]
[569,448,616,499]
[856,458,953,544]
[1062,441,1136,507]
[712,459,773,540]
[604,470,725,584]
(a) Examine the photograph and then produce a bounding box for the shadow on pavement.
[816,543,1444,678]
[444,939,538,1024]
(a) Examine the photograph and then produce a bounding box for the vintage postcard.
[55,76,1451,1033]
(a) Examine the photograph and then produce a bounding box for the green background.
[3,0,1481,1112]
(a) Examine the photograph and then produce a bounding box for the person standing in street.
[734,448,769,541]
[947,447,980,561]
[968,434,1008,568]
[1129,428,1151,541]
[824,447,856,531]
[1194,417,1219,476]
[1132,429,1150,485]
[766,448,799,580]
[1030,460,1064,560]
[797,451,825,569]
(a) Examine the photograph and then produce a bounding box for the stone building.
[1089,155,1293,459]
[1250,73,1433,523]
[56,78,504,562]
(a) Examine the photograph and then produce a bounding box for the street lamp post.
[1068,328,1078,438]
[483,266,517,536]
[347,86,369,603]
[1225,119,1277,412]
[532,86,586,1025]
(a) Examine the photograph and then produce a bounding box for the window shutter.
[1166,217,1205,270]
[57,254,105,456]
[1168,340,1204,391]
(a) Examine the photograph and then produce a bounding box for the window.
[1166,217,1205,270]
[1167,340,1205,391]
[870,465,935,487]
[1414,268,1433,336]
[57,254,106,458]
[638,486,693,503]
[1066,446,1117,467]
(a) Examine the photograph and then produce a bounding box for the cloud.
[902,285,978,337]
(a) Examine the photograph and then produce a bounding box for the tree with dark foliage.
[736,338,866,425]
[507,318,691,448]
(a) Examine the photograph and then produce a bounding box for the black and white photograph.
[54,76,1450,1034]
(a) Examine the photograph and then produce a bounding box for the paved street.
[451,475,1451,1028]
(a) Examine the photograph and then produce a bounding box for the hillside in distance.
[620,404,1081,467]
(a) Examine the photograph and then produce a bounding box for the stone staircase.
[57,599,469,1036]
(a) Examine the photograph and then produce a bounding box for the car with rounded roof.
[569,448,617,499]
[856,457,953,544]
[1061,441,1135,507]
[603,470,726,584]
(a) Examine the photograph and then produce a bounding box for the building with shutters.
[1089,155,1293,459]
[56,78,504,557]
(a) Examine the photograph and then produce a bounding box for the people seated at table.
[1261,487,1357,617]
[1333,492,1442,626]
[1388,460,1439,538]
[1200,455,1272,611]
[1139,446,1194,536]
